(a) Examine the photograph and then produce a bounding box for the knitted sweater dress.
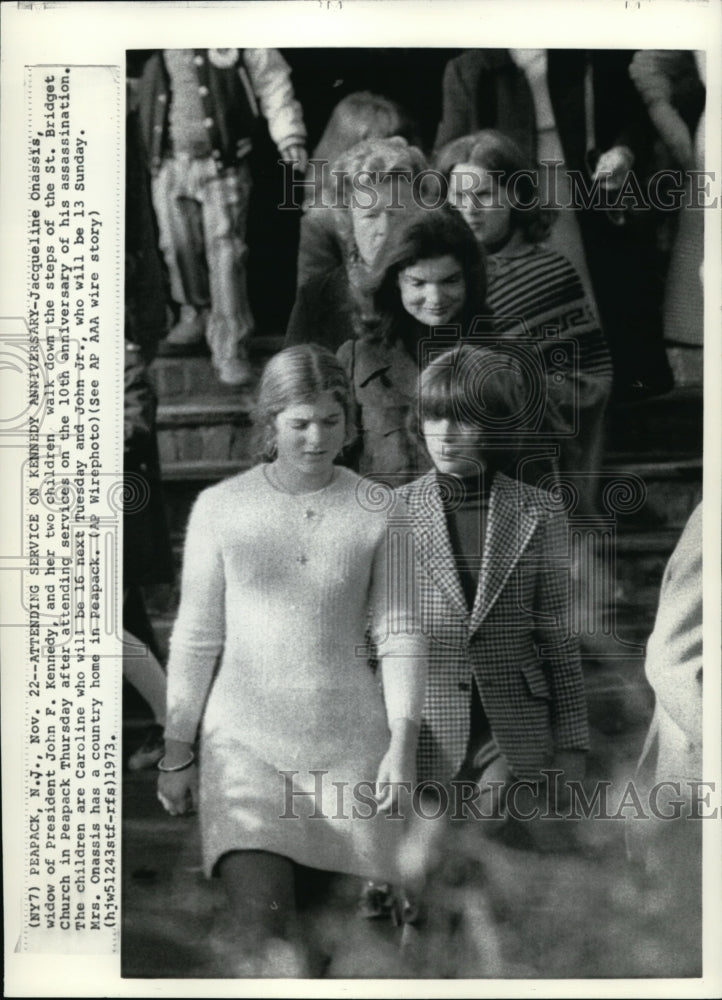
[165,464,426,880]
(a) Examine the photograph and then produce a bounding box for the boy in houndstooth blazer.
[397,345,589,831]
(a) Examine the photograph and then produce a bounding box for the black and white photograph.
[2,1,721,996]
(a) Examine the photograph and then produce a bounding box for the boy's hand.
[550,749,587,809]
[592,145,634,191]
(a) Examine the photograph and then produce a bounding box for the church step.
[160,458,252,482]
[606,385,702,457]
[142,524,680,654]
[155,392,254,476]
[154,429,701,493]
[157,395,253,427]
[604,461,701,532]
[151,334,284,400]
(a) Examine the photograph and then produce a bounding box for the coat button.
[198,85,209,97]
[157,93,167,103]
[203,116,214,128]
[194,54,204,66]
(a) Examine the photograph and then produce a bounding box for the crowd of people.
[124,48,706,977]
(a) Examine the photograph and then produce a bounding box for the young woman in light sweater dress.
[157,344,427,973]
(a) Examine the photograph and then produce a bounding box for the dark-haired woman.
[337,203,492,486]
[438,129,613,515]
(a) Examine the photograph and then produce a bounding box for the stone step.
[150,367,702,493]
[151,334,284,400]
[606,462,702,532]
[606,386,702,458]
[143,523,677,669]
[157,395,253,428]
[155,457,700,540]
[155,387,254,473]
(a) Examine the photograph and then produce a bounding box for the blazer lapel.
[471,473,540,633]
[412,472,469,622]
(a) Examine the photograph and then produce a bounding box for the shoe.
[215,355,256,387]
[164,307,208,349]
[614,374,674,403]
[358,880,396,919]
[127,723,164,771]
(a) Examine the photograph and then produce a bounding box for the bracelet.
[157,751,196,773]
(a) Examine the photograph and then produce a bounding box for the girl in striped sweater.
[437,129,613,516]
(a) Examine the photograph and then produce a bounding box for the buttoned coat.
[337,337,432,484]
[398,469,589,783]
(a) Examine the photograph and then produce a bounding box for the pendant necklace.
[264,464,336,566]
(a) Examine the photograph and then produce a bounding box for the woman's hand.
[156,739,198,816]
[375,718,418,814]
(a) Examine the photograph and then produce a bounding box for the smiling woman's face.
[397,254,467,327]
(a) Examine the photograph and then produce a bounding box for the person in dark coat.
[285,137,429,354]
[296,91,422,288]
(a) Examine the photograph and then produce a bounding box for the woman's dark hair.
[413,344,535,472]
[436,129,552,245]
[251,344,356,462]
[364,203,492,348]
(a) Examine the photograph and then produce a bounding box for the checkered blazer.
[397,470,589,783]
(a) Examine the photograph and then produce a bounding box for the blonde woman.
[158,344,427,974]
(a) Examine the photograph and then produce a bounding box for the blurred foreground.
[122,696,702,980]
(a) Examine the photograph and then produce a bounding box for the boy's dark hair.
[413,344,534,472]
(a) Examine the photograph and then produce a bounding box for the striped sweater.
[485,243,613,381]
